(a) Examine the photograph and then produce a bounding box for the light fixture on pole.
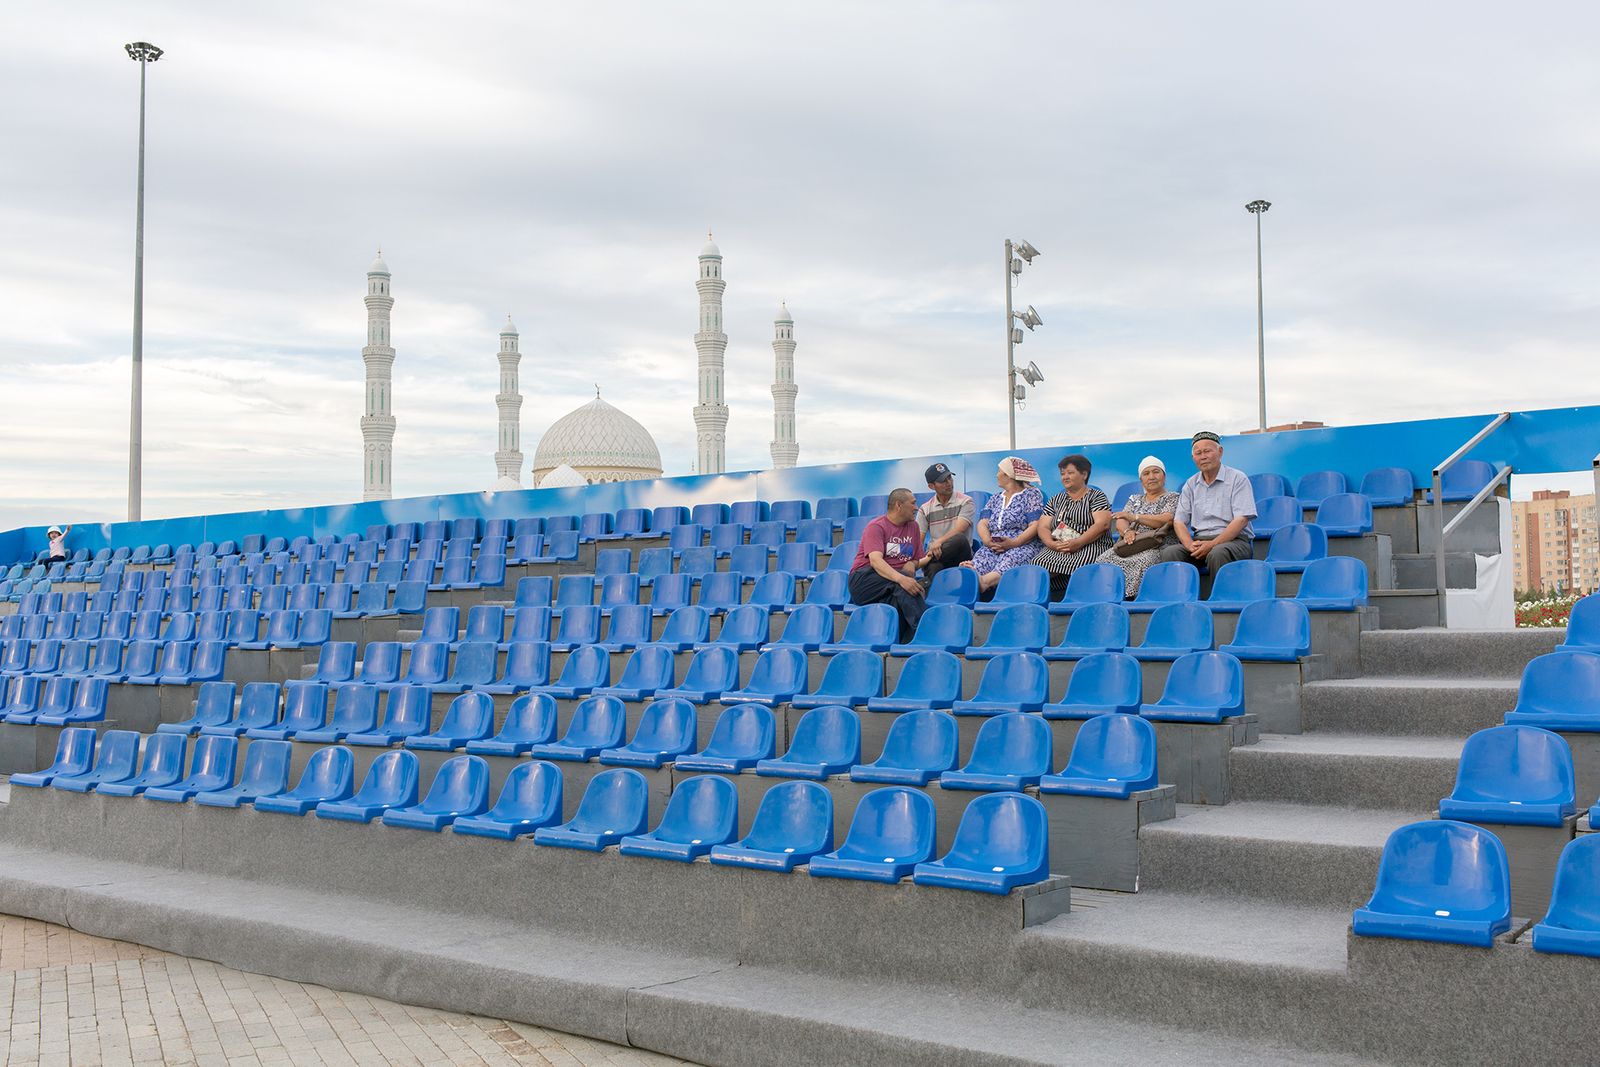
[1003,241,1045,449]
[1245,199,1271,433]
[125,40,163,523]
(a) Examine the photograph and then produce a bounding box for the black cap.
[924,462,954,484]
[1191,431,1222,445]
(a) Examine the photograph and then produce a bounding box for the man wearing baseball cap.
[1158,431,1256,576]
[915,462,974,579]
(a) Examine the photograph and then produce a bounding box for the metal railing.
[1431,413,1511,626]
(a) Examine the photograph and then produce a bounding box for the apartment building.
[1513,489,1600,595]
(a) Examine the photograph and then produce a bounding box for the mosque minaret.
[770,303,798,469]
[360,250,396,501]
[492,315,524,490]
[692,233,729,474]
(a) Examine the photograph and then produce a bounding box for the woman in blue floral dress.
[963,456,1045,594]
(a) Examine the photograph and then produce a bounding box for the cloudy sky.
[2,1,1597,530]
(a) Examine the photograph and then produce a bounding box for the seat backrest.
[1315,493,1373,529]
[1063,712,1157,780]
[594,548,632,577]
[744,780,834,854]
[651,506,690,532]
[1249,472,1293,500]
[708,524,747,554]
[578,512,613,540]
[877,709,959,772]
[629,697,698,752]
[187,734,238,785]
[637,547,674,583]
[1109,480,1141,514]
[1062,601,1130,649]
[1207,559,1275,604]
[1451,724,1575,805]
[729,544,770,579]
[963,711,1053,776]
[826,539,861,571]
[570,768,649,833]
[508,606,553,644]
[557,643,610,687]
[237,681,281,728]
[1297,556,1368,603]
[981,604,1050,649]
[137,731,188,782]
[500,641,552,686]
[793,520,833,548]
[859,494,890,518]
[1133,562,1199,605]
[744,647,807,693]
[554,575,595,609]
[658,605,712,646]
[992,565,1049,606]
[352,749,420,806]
[892,651,963,700]
[651,572,696,612]
[1295,470,1348,506]
[599,573,640,609]
[1566,595,1600,648]
[237,739,293,793]
[653,774,738,843]
[89,729,141,777]
[48,727,97,775]
[813,649,882,699]
[561,696,626,746]
[749,520,787,548]
[670,523,706,552]
[973,652,1050,702]
[1234,598,1311,650]
[383,685,434,732]
[837,787,935,861]
[402,641,450,684]
[698,572,744,610]
[943,792,1049,872]
[417,755,490,814]
[1065,652,1143,705]
[1266,523,1328,563]
[448,643,499,686]
[749,572,796,609]
[1060,563,1125,605]
[788,704,861,764]
[463,605,506,644]
[1165,651,1244,705]
[604,604,653,645]
[803,570,849,608]
[679,546,717,577]
[491,759,564,821]
[282,683,330,730]
[556,605,602,645]
[1254,495,1301,534]
[1543,835,1600,930]
[777,541,819,574]
[729,500,770,526]
[838,603,897,647]
[194,681,238,723]
[712,604,769,647]
[702,703,777,758]
[1442,459,1497,500]
[1368,820,1509,920]
[329,685,380,734]
[906,603,973,648]
[516,575,555,608]
[771,499,811,526]
[616,644,676,689]
[1140,602,1213,651]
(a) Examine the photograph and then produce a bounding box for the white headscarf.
[1137,455,1165,475]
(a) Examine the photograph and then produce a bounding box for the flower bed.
[1516,595,1581,628]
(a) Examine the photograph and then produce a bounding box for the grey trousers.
[1158,536,1253,576]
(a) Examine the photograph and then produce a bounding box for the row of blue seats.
[1,639,228,689]
[17,728,1054,893]
[0,676,109,724]
[1355,820,1600,956]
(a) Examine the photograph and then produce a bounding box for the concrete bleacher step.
[1226,732,1462,810]
[1299,676,1519,737]
[1137,801,1415,908]
[1391,551,1481,590]
[1356,627,1564,678]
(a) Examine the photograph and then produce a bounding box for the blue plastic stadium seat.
[889,603,973,656]
[791,650,882,710]
[868,650,962,712]
[1531,836,1600,956]
[1204,559,1276,612]
[802,570,850,611]
[576,512,613,543]
[1360,467,1416,508]
[0,676,42,722]
[554,575,596,612]
[528,695,628,761]
[405,691,495,751]
[387,641,450,690]
[767,603,833,652]
[730,500,770,527]
[535,643,611,699]
[339,641,402,691]
[696,572,744,615]
[344,685,434,746]
[1437,725,1576,827]
[808,787,936,883]
[1295,556,1370,610]
[941,712,1053,790]
[619,774,739,862]
[10,728,98,788]
[698,604,770,654]
[247,682,329,740]
[770,499,811,529]
[382,754,492,831]
[1108,480,1140,513]
[1131,602,1214,662]
[1043,652,1143,719]
[1296,470,1349,508]
[52,729,140,793]
[652,605,711,653]
[1220,599,1312,661]
[1351,820,1511,947]
[1314,493,1374,537]
[456,605,505,649]
[144,735,239,803]
[1429,459,1498,503]
[603,507,651,541]
[515,575,555,609]
[195,739,293,808]
[533,767,650,850]
[1040,713,1159,797]
[649,573,695,617]
[655,645,740,703]
[652,505,690,532]
[95,732,186,796]
[705,527,745,561]
[1264,523,1328,573]
[1249,472,1293,501]
[598,698,698,768]
[819,603,897,654]
[1559,595,1600,653]
[1044,601,1130,661]
[975,565,1049,614]
[432,641,501,695]
[636,547,673,587]
[748,572,796,610]
[316,750,421,822]
[1048,563,1126,615]
[824,539,860,573]
[953,652,1049,715]
[593,644,677,701]
[452,760,565,839]
[1252,495,1302,539]
[849,709,959,786]
[669,524,705,556]
[599,604,653,652]
[598,573,640,613]
[856,494,889,519]
[814,496,857,529]
[464,693,558,757]
[254,746,356,815]
[792,521,832,551]
[690,503,730,529]
[478,640,549,696]
[729,543,771,581]
[502,607,553,649]
[1140,651,1245,724]
[967,604,1050,659]
[507,534,545,565]
[200,681,280,738]
[294,685,381,744]
[709,780,834,871]
[757,705,861,779]
[1126,562,1199,613]
[719,647,809,706]
[913,792,1050,895]
[674,703,777,772]
[307,642,357,685]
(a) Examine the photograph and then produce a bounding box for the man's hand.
[1188,539,1213,560]
[927,542,944,559]
[898,575,925,597]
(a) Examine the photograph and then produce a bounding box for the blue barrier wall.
[5,404,1597,563]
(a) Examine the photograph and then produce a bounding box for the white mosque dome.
[530,393,664,486]
[500,315,518,335]
[491,475,523,492]
[369,250,390,275]
[775,302,792,322]
[701,238,721,257]
[537,463,588,489]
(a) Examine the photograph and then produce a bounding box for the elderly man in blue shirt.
[1158,431,1257,576]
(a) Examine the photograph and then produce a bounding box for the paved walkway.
[0,914,689,1067]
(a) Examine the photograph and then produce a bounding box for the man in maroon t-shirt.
[848,488,932,642]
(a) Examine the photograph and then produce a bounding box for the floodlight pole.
[1004,239,1017,450]
[126,41,162,523]
[1246,199,1271,433]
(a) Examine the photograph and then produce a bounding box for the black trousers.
[848,567,927,643]
[922,534,973,581]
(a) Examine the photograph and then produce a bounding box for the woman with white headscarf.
[962,456,1045,593]
[1094,455,1179,597]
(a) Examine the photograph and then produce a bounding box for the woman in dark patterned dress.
[1031,454,1114,600]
